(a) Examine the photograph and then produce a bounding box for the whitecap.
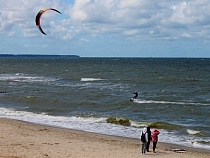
[81,78,105,82]
[133,99,209,106]
[187,129,202,135]
[0,73,57,83]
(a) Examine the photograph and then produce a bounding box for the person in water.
[133,92,138,99]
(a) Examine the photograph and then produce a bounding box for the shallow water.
[0,57,210,149]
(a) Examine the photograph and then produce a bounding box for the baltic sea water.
[0,57,210,149]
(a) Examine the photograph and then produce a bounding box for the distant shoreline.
[1,55,210,59]
[0,54,80,58]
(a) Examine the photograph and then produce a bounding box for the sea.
[0,57,210,150]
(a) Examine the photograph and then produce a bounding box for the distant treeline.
[0,54,80,58]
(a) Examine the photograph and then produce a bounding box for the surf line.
[133,100,209,106]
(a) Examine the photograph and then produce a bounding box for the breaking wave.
[187,129,202,135]
[81,78,105,82]
[133,99,210,106]
[0,73,57,83]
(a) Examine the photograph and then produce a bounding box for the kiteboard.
[130,98,136,101]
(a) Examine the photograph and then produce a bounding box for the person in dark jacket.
[141,127,148,155]
[133,92,138,99]
[146,126,152,152]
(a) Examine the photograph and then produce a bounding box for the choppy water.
[0,57,210,150]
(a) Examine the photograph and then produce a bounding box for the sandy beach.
[0,118,209,158]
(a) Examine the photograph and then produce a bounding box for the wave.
[187,129,203,135]
[105,117,185,131]
[149,122,183,130]
[80,78,105,82]
[133,99,210,106]
[159,77,202,83]
[0,107,182,131]
[0,73,57,83]
[0,106,202,133]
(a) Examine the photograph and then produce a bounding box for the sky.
[0,0,210,57]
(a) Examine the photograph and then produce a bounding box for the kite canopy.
[35,8,61,35]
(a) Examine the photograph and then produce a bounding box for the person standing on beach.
[151,129,160,153]
[141,127,148,154]
[146,127,152,152]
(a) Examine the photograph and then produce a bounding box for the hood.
[142,127,147,134]
[153,129,160,135]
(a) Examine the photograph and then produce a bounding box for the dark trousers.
[142,142,147,154]
[146,141,150,151]
[153,142,157,151]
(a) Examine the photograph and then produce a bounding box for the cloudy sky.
[0,0,210,57]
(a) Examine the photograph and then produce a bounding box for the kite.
[35,8,62,35]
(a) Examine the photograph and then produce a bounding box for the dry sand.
[0,118,209,158]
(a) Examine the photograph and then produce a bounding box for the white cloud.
[168,1,210,26]
[0,0,210,42]
[66,0,210,41]
[0,0,63,36]
[181,33,192,38]
[80,38,89,43]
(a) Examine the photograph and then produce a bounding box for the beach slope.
[0,118,209,158]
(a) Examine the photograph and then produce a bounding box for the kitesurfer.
[133,92,138,99]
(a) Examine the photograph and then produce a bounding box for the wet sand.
[0,118,209,158]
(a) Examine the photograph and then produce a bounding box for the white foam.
[0,73,57,83]
[0,107,209,150]
[187,129,202,135]
[0,107,140,138]
[134,99,210,106]
[81,78,105,82]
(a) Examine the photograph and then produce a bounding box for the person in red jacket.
[151,129,160,153]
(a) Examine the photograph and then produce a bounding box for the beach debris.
[165,147,187,153]
[149,121,183,130]
[106,117,131,126]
